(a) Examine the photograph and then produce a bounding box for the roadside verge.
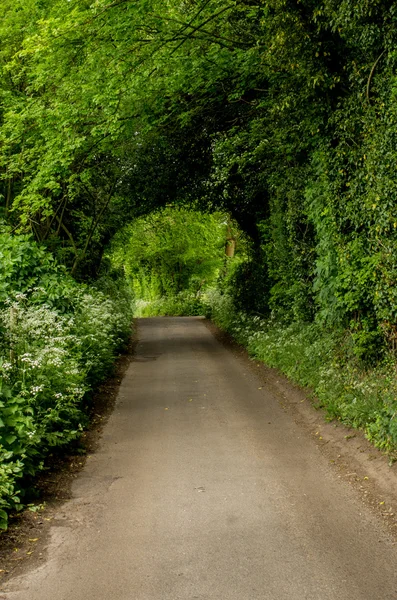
[204,318,397,541]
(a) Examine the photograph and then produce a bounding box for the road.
[3,317,397,600]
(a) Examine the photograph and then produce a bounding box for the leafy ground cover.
[0,233,134,529]
[205,289,397,460]
[135,294,205,318]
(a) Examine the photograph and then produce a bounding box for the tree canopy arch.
[2,0,397,333]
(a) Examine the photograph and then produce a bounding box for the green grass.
[205,289,397,458]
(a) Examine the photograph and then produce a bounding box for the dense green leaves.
[1,0,397,341]
[1,0,397,477]
[111,207,229,313]
[0,234,133,528]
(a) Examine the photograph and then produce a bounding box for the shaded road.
[3,317,397,599]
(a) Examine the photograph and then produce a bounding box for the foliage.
[135,293,206,318]
[110,207,228,314]
[205,290,397,457]
[1,0,397,473]
[1,0,397,350]
[0,235,133,529]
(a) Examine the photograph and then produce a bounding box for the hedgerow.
[0,234,134,529]
[135,293,205,318]
[205,289,397,459]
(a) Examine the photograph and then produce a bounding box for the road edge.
[204,317,397,542]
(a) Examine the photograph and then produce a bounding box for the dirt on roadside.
[1,316,396,585]
[204,319,397,542]
[0,333,137,583]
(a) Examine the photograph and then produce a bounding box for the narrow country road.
[3,317,397,600]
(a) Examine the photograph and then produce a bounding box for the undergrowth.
[0,234,134,529]
[205,289,397,459]
[135,293,205,317]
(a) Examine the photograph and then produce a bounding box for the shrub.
[0,235,134,529]
[135,292,205,317]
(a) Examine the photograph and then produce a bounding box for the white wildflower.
[30,385,44,395]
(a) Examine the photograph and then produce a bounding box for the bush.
[0,235,134,529]
[135,292,205,317]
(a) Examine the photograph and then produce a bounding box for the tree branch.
[71,179,118,275]
[366,50,386,105]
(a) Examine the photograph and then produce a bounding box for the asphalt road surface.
[3,317,397,600]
